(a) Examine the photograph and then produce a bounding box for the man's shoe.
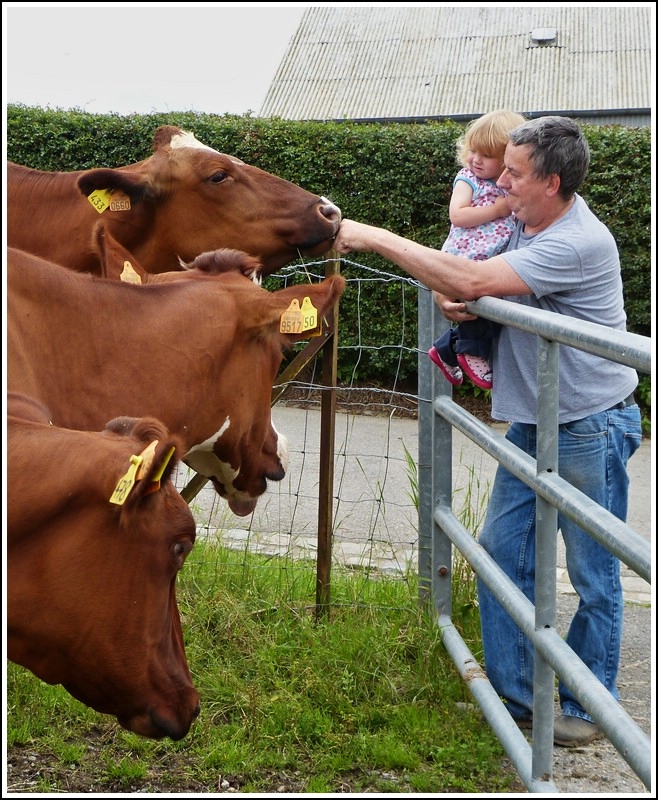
[553,714,603,747]
[513,716,533,730]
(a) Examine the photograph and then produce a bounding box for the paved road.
[180,403,651,605]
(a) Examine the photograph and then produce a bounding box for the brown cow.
[6,392,200,740]
[94,221,261,285]
[7,125,341,276]
[7,247,346,516]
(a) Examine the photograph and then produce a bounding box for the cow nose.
[319,196,342,223]
[266,463,287,482]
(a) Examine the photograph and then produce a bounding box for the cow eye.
[209,171,228,184]
[173,540,192,566]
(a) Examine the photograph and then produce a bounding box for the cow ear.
[260,275,346,343]
[133,438,180,498]
[77,170,149,204]
[105,417,182,500]
[188,249,262,282]
[93,222,149,284]
[109,437,181,507]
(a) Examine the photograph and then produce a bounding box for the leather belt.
[607,392,635,411]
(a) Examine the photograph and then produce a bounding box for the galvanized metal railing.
[417,288,651,792]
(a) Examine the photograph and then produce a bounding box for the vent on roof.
[529,27,558,46]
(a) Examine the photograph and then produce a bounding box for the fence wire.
[175,258,431,584]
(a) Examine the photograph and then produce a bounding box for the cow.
[6,391,200,740]
[7,247,346,517]
[7,125,341,276]
[94,221,261,285]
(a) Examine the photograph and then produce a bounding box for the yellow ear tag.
[87,188,113,214]
[300,296,322,336]
[280,297,319,334]
[143,445,177,494]
[280,298,304,333]
[135,440,176,495]
[135,440,159,480]
[109,454,143,505]
[120,261,142,284]
[152,445,176,482]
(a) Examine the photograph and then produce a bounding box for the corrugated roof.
[259,6,653,122]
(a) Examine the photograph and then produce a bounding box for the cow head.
[91,240,346,516]
[77,125,341,275]
[7,247,346,520]
[180,271,346,516]
[6,398,200,740]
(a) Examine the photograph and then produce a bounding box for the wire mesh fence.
[173,256,495,598]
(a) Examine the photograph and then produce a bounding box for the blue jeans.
[477,404,642,722]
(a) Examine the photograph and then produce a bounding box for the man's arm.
[333,219,530,299]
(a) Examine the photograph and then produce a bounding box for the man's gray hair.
[509,116,590,200]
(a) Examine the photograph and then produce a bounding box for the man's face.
[497,142,552,226]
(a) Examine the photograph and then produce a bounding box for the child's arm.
[449,182,510,228]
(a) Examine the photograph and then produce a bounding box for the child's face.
[466,150,504,181]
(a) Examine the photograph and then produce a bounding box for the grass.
[5,536,519,793]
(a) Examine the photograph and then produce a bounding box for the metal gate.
[417,288,652,792]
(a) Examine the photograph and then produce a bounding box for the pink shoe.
[428,346,463,386]
[457,353,493,389]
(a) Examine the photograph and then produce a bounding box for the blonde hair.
[457,109,527,166]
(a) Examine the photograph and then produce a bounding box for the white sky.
[3,2,308,117]
[7,2,641,119]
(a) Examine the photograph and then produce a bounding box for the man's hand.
[432,290,477,322]
[332,219,373,255]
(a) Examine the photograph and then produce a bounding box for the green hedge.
[7,104,651,393]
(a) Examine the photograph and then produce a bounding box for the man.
[332,116,641,747]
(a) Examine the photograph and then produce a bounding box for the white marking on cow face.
[273,420,289,474]
[169,131,245,165]
[183,419,242,496]
[170,131,217,154]
[182,416,288,516]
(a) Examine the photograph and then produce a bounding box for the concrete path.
[179,403,652,606]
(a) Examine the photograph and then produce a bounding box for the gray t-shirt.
[493,194,638,424]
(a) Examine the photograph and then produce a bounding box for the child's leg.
[457,352,493,389]
[453,320,500,359]
[453,320,498,389]
[433,327,459,366]
[429,327,463,385]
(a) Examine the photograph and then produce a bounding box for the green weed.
[5,543,517,793]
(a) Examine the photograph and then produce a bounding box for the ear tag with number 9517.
[280,297,319,334]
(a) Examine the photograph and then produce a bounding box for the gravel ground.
[537,597,652,794]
